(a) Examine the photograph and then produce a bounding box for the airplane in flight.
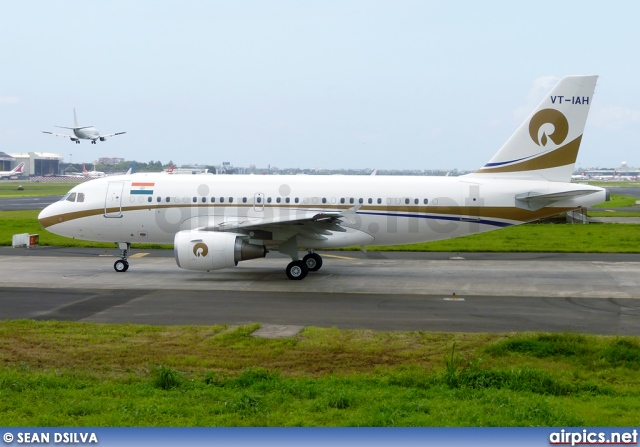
[42,109,126,144]
[38,75,608,279]
[0,162,26,179]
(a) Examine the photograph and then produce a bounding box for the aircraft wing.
[515,190,599,211]
[42,131,76,139]
[201,205,361,241]
[99,132,126,138]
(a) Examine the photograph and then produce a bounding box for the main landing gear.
[113,242,130,273]
[285,252,324,280]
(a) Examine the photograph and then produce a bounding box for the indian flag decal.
[130,182,155,195]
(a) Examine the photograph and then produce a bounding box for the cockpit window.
[66,192,77,202]
[77,193,85,202]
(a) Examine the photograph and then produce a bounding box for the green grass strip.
[0,321,638,426]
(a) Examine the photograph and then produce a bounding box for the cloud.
[512,76,560,123]
[0,96,19,105]
[590,105,640,130]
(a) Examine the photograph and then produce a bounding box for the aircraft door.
[253,193,264,212]
[461,184,481,232]
[104,182,124,218]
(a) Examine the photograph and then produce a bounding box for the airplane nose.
[38,204,58,229]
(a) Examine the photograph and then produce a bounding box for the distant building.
[0,151,15,171]
[98,157,125,165]
[581,167,640,180]
[8,152,64,176]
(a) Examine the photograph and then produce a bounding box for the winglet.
[341,204,362,225]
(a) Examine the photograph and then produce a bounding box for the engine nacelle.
[174,231,266,271]
[99,137,106,141]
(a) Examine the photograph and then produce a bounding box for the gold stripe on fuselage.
[38,203,577,229]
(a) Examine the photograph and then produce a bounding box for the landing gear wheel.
[286,260,308,280]
[114,259,129,272]
[303,253,323,272]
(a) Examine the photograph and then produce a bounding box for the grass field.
[0,321,638,426]
[0,182,80,198]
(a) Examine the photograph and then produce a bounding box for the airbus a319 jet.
[39,75,608,280]
[42,108,126,144]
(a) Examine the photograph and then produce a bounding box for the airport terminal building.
[1,152,64,177]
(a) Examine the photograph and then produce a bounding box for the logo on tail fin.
[529,109,569,147]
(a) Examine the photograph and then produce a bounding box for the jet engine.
[100,137,106,141]
[174,231,266,271]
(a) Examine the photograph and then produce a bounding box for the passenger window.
[165,197,170,203]
[66,193,77,202]
[276,197,281,203]
[295,197,299,203]
[340,198,345,204]
[202,197,206,203]
[157,197,162,203]
[229,197,233,203]
[405,198,410,204]
[256,197,262,203]
[414,198,419,204]
[267,197,272,203]
[210,197,215,203]
[285,197,290,203]
[220,197,224,203]
[359,198,363,204]
[77,193,85,202]
[424,198,428,204]
[377,198,382,204]
[192,197,197,203]
[242,197,247,203]
[148,197,152,203]
[322,198,327,204]
[350,198,354,204]
[368,198,372,204]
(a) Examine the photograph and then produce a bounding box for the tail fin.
[73,108,79,128]
[470,75,598,182]
[11,162,25,174]
[82,163,88,174]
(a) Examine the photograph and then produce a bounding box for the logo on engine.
[193,242,208,257]
[528,108,569,147]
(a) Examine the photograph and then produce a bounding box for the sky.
[1,0,639,171]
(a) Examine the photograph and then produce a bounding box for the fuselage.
[74,127,100,140]
[38,173,607,249]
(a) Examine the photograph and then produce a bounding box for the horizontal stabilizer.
[515,190,597,211]
[55,126,93,130]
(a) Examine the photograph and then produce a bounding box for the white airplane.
[0,162,26,179]
[39,75,609,279]
[42,108,126,144]
[82,163,106,178]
